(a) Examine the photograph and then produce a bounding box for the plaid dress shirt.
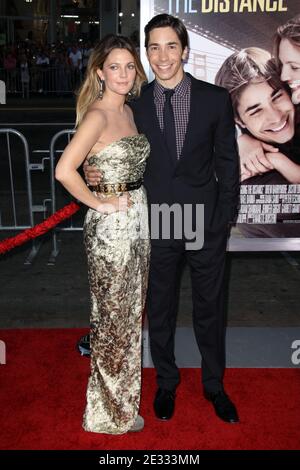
[154,73,191,159]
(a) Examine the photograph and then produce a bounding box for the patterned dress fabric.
[82,134,150,434]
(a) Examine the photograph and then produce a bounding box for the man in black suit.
[85,14,240,423]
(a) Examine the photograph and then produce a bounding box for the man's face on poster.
[236,80,295,145]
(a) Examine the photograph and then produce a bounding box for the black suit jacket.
[131,74,240,245]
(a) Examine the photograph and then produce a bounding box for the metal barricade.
[49,129,76,264]
[0,128,40,264]
[0,67,81,97]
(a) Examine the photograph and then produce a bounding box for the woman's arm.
[55,110,131,213]
[266,151,300,183]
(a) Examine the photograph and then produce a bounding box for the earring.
[98,79,104,99]
[128,83,137,99]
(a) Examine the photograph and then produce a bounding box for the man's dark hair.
[144,14,189,50]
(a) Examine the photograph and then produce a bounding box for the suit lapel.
[179,75,200,162]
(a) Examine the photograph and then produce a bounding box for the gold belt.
[91,178,143,194]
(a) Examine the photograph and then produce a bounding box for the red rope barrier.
[0,202,80,255]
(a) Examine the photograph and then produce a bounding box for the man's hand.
[238,134,278,181]
[83,159,102,186]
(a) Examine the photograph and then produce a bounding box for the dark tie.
[163,89,177,161]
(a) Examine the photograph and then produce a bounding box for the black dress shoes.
[204,389,239,423]
[154,388,175,420]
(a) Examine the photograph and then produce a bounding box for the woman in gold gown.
[55,35,150,434]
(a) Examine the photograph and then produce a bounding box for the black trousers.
[147,227,228,394]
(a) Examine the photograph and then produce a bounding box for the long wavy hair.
[75,34,146,127]
[273,15,300,66]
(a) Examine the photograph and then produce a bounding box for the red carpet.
[0,328,299,450]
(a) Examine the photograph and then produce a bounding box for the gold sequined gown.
[82,135,150,434]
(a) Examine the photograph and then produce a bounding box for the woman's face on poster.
[279,38,300,103]
[236,80,295,145]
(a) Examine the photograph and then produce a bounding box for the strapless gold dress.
[82,134,150,434]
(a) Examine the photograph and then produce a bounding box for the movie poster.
[141,0,300,245]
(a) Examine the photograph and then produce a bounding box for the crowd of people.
[0,39,95,97]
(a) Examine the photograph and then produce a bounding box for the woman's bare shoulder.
[84,104,107,125]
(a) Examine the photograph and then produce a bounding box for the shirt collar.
[154,73,191,101]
